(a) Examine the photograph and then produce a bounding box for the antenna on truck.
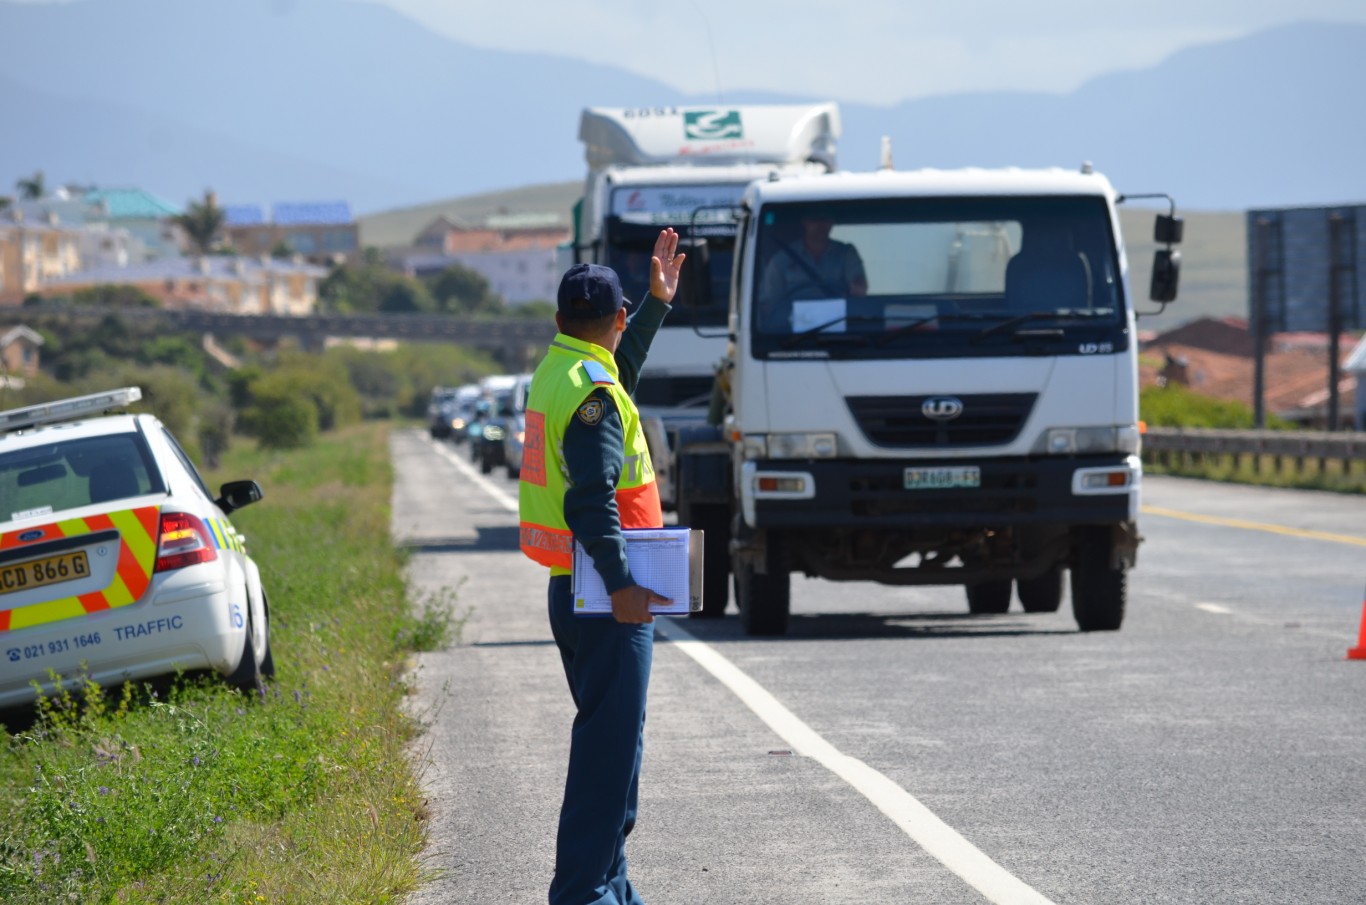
[683,0,726,105]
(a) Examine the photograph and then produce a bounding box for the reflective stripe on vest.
[518,334,662,569]
[0,505,160,633]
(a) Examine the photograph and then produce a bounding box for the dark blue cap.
[557,263,636,320]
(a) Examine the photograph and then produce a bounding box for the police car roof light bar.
[0,387,143,434]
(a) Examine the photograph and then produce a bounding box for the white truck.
[672,162,1182,633]
[566,104,841,505]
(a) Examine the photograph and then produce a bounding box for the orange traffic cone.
[1349,587,1366,660]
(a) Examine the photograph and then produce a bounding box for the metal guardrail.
[1143,426,1366,473]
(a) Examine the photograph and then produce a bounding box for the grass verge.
[0,422,456,903]
[1145,452,1366,495]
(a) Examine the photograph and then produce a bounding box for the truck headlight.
[483,425,506,441]
[1041,426,1140,455]
[764,432,838,459]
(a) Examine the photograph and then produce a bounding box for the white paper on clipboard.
[572,528,703,616]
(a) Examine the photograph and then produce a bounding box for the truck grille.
[845,393,1037,448]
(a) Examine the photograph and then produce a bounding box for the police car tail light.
[154,512,218,572]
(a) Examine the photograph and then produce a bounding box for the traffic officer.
[518,228,685,905]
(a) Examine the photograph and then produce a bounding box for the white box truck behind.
[566,104,841,506]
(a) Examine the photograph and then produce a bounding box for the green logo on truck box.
[684,110,743,140]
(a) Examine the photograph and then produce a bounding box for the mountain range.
[0,0,1362,216]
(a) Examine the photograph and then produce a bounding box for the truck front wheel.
[965,580,1012,615]
[1071,528,1126,631]
[734,538,790,636]
[688,506,730,619]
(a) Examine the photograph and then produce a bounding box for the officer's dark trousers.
[547,575,654,905]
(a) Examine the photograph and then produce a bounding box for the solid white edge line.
[427,430,1056,905]
[1196,603,1233,615]
[657,619,1058,905]
[428,436,520,513]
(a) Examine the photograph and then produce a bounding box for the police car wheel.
[257,593,276,679]
[226,596,268,691]
[965,580,1012,615]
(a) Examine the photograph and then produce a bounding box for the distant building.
[1140,316,1359,428]
[83,188,184,260]
[0,325,44,378]
[224,201,358,264]
[0,209,85,303]
[395,212,568,305]
[39,255,327,316]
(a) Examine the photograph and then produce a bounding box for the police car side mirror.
[217,479,264,514]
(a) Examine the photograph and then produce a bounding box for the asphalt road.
[393,429,1366,905]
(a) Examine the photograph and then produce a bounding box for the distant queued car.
[475,390,513,475]
[0,388,273,712]
[427,387,459,439]
[502,373,533,480]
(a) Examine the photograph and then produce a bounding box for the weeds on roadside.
[0,423,434,903]
[395,587,470,652]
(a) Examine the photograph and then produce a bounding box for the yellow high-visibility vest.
[518,333,661,573]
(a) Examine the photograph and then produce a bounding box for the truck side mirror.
[1154,214,1184,245]
[1150,249,1181,303]
[676,241,712,308]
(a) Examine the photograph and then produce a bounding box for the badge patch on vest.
[580,360,616,386]
[576,398,605,426]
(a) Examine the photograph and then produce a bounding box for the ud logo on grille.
[684,110,743,140]
[922,397,964,421]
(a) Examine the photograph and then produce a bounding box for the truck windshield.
[751,196,1127,360]
[606,184,740,329]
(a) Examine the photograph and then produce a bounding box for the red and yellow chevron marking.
[0,505,160,633]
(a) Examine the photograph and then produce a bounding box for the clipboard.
[572,528,704,615]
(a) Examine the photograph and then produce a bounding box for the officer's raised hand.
[610,584,669,624]
[650,227,687,303]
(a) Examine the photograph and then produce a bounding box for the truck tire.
[689,507,729,619]
[1018,566,1064,613]
[734,541,790,636]
[1071,528,1125,631]
[966,580,1012,614]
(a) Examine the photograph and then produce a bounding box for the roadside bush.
[1140,384,1291,429]
[246,380,319,449]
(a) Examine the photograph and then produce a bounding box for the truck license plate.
[0,550,91,594]
[904,466,980,490]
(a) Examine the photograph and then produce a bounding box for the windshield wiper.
[873,312,988,346]
[970,309,1112,343]
[781,315,880,349]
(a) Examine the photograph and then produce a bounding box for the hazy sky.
[379,0,1366,105]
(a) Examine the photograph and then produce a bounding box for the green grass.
[0,422,459,903]
[1145,451,1366,495]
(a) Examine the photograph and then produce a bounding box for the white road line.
[1196,603,1233,615]
[658,621,1057,905]
[429,438,519,512]
[422,431,1057,905]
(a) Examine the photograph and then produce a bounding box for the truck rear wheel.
[734,540,789,635]
[1018,566,1064,613]
[689,507,730,619]
[966,580,1012,614]
[1071,528,1125,631]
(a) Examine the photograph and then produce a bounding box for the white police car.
[0,388,272,711]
